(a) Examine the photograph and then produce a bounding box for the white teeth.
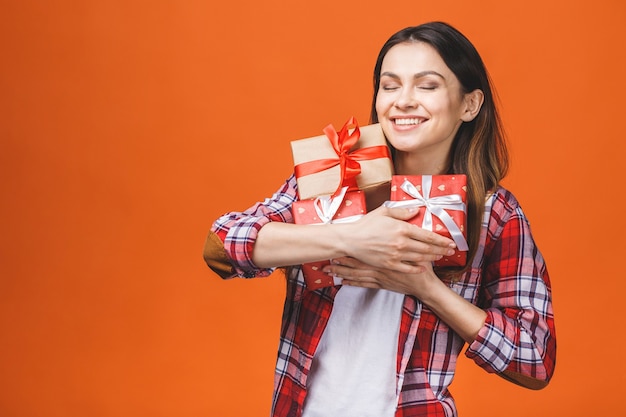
[394,118,422,125]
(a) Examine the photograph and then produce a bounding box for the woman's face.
[375,42,472,170]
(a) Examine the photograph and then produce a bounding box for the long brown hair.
[370,22,509,276]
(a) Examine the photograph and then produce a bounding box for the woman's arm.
[253,205,459,274]
[205,174,458,278]
[322,190,556,389]
[204,176,298,279]
[465,193,556,389]
[321,257,486,343]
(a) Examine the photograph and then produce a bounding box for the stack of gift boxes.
[290,117,469,290]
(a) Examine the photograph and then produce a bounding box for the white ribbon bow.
[384,177,468,251]
[311,187,363,286]
[313,187,364,224]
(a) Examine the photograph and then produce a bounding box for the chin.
[387,144,420,155]
[385,136,420,151]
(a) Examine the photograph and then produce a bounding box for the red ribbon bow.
[294,117,390,197]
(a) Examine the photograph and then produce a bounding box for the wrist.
[328,222,353,258]
[412,269,447,305]
[416,273,487,343]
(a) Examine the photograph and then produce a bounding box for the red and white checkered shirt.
[211,175,556,417]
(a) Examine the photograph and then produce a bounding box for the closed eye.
[418,85,437,90]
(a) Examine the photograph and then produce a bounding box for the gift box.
[290,117,393,204]
[385,175,469,267]
[292,188,366,290]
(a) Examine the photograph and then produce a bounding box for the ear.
[460,89,484,122]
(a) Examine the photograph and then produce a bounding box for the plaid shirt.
[211,175,556,417]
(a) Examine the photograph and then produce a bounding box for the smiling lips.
[393,117,426,126]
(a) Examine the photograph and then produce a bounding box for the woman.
[204,21,556,417]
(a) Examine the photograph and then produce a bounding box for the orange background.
[1,1,625,416]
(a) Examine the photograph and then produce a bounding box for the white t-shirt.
[301,285,405,417]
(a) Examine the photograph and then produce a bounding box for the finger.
[375,205,419,221]
[325,260,425,278]
[406,224,457,249]
[329,257,369,269]
[401,240,457,261]
[381,261,425,275]
[327,257,394,275]
[324,265,376,281]
[375,239,453,268]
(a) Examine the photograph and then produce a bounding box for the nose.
[394,87,418,109]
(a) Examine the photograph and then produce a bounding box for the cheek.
[440,95,465,116]
[375,95,391,117]
[427,98,457,118]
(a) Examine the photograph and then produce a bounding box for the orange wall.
[1,1,625,416]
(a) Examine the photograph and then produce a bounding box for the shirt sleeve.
[209,174,298,279]
[465,192,556,386]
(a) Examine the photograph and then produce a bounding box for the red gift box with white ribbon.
[292,187,366,290]
[386,175,468,267]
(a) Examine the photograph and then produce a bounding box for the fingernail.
[447,249,456,256]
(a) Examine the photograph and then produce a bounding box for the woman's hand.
[340,205,457,274]
[323,256,488,344]
[322,256,438,298]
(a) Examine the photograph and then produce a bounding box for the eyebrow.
[380,70,445,80]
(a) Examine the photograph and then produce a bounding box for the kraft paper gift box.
[292,188,366,290]
[386,175,469,267]
[290,117,393,209]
